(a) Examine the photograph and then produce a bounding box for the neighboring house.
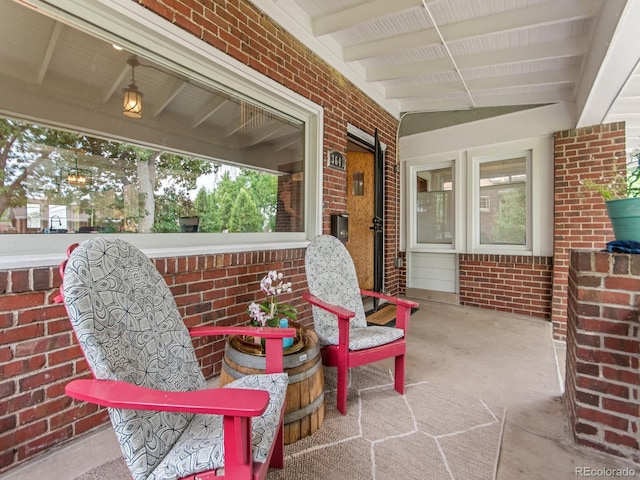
[0,0,637,474]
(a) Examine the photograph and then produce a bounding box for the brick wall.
[565,249,639,463]
[0,248,309,472]
[459,254,553,318]
[0,0,406,472]
[553,123,626,338]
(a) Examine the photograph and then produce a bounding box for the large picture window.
[1,115,304,236]
[0,1,321,265]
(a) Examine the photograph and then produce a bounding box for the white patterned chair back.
[305,234,367,333]
[63,237,207,479]
[305,235,405,350]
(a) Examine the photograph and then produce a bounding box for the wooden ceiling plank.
[387,68,577,99]
[344,0,599,62]
[312,0,421,36]
[367,36,588,82]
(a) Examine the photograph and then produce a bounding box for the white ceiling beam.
[579,0,640,127]
[467,69,578,91]
[368,58,451,82]
[151,78,187,118]
[102,65,129,103]
[237,123,287,148]
[36,21,62,85]
[457,37,587,70]
[273,132,301,152]
[312,0,421,36]
[387,69,578,99]
[606,98,640,116]
[367,36,588,82]
[344,0,600,61]
[191,97,228,129]
[344,29,440,62]
[399,88,574,112]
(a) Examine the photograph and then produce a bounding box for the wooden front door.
[346,151,375,290]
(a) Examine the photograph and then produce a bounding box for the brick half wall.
[565,249,640,463]
[459,254,553,319]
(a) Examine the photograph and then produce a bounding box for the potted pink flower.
[248,271,297,348]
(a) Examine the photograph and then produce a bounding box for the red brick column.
[552,123,626,339]
[565,249,639,463]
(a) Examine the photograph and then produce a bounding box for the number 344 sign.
[327,150,346,171]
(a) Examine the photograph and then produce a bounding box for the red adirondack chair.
[303,235,418,415]
[56,237,295,480]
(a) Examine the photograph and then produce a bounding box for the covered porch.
[3,301,635,480]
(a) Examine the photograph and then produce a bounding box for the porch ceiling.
[250,0,640,151]
[2,0,639,152]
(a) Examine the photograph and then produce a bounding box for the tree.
[229,188,264,232]
[492,187,526,244]
[0,116,218,232]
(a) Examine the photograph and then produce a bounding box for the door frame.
[347,124,387,297]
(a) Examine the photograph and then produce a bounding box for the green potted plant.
[582,152,640,242]
[178,197,199,233]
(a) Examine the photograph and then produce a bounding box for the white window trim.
[402,137,553,257]
[404,152,464,253]
[469,149,532,254]
[466,137,553,256]
[4,0,324,269]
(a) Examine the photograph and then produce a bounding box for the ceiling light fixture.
[122,56,143,118]
[65,153,92,186]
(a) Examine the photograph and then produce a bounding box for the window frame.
[470,150,532,254]
[405,152,464,252]
[1,0,324,269]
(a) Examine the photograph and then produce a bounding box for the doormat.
[366,304,418,327]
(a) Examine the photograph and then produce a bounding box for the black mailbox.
[330,213,349,243]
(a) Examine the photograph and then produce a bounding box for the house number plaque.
[328,150,346,171]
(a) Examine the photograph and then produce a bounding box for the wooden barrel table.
[219,326,325,445]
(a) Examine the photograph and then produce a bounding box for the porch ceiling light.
[122,56,143,119]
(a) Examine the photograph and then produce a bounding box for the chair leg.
[269,419,285,469]
[394,354,405,395]
[337,366,348,415]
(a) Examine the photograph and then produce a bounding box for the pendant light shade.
[122,56,143,118]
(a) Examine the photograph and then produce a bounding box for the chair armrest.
[189,326,296,374]
[65,379,269,417]
[189,326,296,339]
[303,291,354,349]
[359,290,418,309]
[302,291,355,320]
[360,290,418,331]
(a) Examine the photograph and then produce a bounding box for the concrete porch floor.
[3,300,637,480]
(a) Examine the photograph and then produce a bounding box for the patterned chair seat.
[146,373,287,480]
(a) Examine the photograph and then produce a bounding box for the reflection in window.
[0,2,308,238]
[479,157,527,245]
[0,115,305,235]
[352,172,364,196]
[416,166,453,244]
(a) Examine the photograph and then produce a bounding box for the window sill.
[0,237,310,270]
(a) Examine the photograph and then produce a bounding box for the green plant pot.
[605,198,640,242]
